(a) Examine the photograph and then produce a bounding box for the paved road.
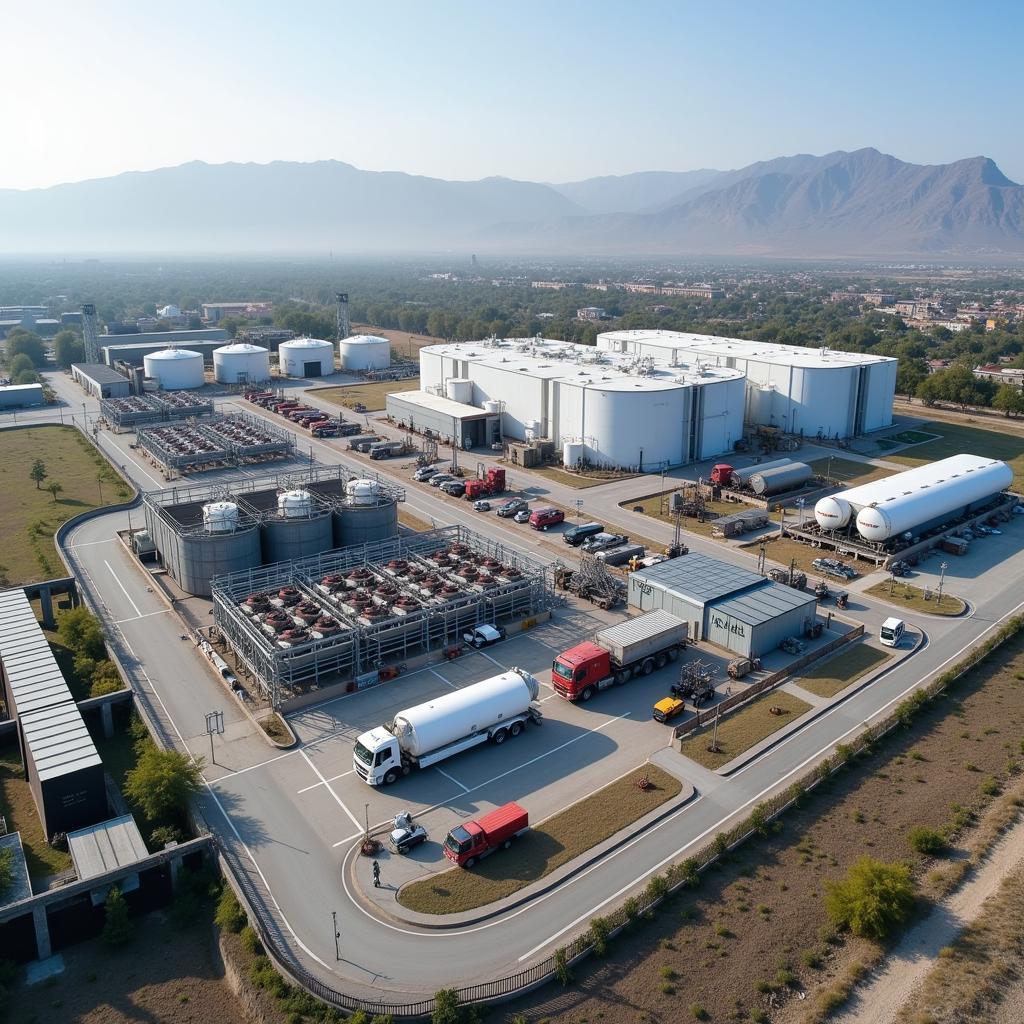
[11,373,1024,1002]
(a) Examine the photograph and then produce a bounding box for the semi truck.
[443,802,529,868]
[551,609,688,702]
[352,669,542,785]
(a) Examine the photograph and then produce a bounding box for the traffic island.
[395,765,683,916]
[865,579,967,616]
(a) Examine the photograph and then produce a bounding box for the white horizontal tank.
[278,337,334,378]
[338,334,391,372]
[277,489,313,518]
[144,347,204,389]
[213,343,270,384]
[814,495,853,530]
[203,501,238,533]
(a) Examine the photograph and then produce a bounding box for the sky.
[3,0,1023,191]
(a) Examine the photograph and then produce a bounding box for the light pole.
[937,561,948,606]
[333,910,341,961]
[796,497,806,529]
[205,709,224,765]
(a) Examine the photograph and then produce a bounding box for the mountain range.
[2,148,1023,257]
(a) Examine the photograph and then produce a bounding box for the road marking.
[435,766,469,793]
[429,667,459,689]
[68,538,116,549]
[300,749,363,832]
[115,608,170,624]
[209,748,300,782]
[104,559,141,618]
[297,768,354,794]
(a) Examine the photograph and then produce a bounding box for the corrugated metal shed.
[712,583,817,626]
[0,589,73,717]
[629,553,764,605]
[68,815,148,881]
[70,362,131,385]
[706,582,817,658]
[19,703,102,781]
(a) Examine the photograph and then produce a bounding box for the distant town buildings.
[576,306,609,321]
[974,363,1024,387]
[201,301,273,323]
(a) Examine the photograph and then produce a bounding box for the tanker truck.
[352,669,542,786]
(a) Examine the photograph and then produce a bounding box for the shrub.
[751,1011,768,1024]
[124,746,203,821]
[907,826,947,856]
[102,887,133,947]
[589,916,610,955]
[0,848,14,898]
[801,948,822,969]
[554,946,572,986]
[661,966,678,980]
[57,607,106,660]
[622,895,640,921]
[215,886,247,933]
[690,1004,708,1020]
[776,967,796,988]
[645,874,669,904]
[149,825,182,848]
[240,925,263,955]
[250,955,288,998]
[825,857,916,940]
[660,982,675,995]
[89,662,123,697]
[431,988,460,1024]
[678,857,700,888]
[981,776,1001,796]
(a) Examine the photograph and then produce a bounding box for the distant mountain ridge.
[2,148,1023,256]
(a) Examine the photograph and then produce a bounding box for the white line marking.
[435,766,469,793]
[68,538,116,549]
[297,768,354,794]
[209,748,300,782]
[300,749,363,832]
[429,667,459,689]
[115,608,170,624]
[104,559,141,618]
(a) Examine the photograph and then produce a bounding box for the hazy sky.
[4,0,1022,190]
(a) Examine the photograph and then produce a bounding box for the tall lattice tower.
[336,292,350,342]
[81,303,100,363]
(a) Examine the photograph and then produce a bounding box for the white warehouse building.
[412,337,746,469]
[597,330,897,439]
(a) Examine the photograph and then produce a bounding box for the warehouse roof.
[710,581,816,625]
[387,390,493,420]
[598,330,896,369]
[68,815,148,881]
[19,702,102,781]
[0,383,44,394]
[629,552,764,605]
[0,590,73,717]
[71,362,130,385]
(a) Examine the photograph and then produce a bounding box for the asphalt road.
[11,372,1024,1001]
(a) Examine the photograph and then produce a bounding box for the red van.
[529,507,565,531]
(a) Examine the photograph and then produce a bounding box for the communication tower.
[336,292,350,342]
[81,303,100,363]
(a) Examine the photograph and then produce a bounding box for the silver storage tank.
[260,490,335,564]
[176,502,262,597]
[333,479,399,547]
[749,462,812,496]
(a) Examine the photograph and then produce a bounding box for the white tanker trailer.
[353,668,542,786]
[814,455,1013,542]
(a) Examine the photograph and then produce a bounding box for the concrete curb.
[343,780,696,930]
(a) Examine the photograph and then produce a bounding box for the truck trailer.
[353,669,542,785]
[443,802,529,868]
[551,609,688,702]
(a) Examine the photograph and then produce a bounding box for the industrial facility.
[279,337,335,378]
[213,343,272,385]
[143,465,404,596]
[211,525,552,705]
[412,336,747,469]
[814,454,1015,545]
[70,363,132,399]
[135,413,295,476]
[627,553,817,658]
[597,329,898,439]
[100,391,215,431]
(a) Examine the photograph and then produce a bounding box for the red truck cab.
[443,802,528,868]
[551,642,612,701]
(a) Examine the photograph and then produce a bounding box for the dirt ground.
[504,630,1024,1024]
[13,913,249,1024]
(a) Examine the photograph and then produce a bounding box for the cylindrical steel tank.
[338,334,391,371]
[333,480,399,546]
[731,458,794,487]
[144,347,204,389]
[749,462,812,496]
[814,495,853,530]
[563,441,585,467]
[213,343,270,384]
[278,338,334,378]
[261,509,334,564]
[482,400,501,415]
[445,378,473,404]
[175,523,261,597]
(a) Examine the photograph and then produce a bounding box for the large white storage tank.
[445,378,474,404]
[279,338,334,378]
[213,343,270,384]
[338,334,391,372]
[144,348,204,389]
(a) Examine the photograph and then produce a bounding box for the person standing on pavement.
[372,859,381,888]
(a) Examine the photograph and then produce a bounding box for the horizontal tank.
[749,462,812,496]
[338,334,391,371]
[213,343,270,384]
[278,337,334,378]
[854,457,1013,541]
[391,669,540,757]
[731,457,794,487]
[814,495,853,530]
[144,347,204,389]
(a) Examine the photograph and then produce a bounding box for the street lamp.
[796,497,806,529]
[937,561,948,606]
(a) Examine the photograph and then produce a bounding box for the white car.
[429,474,455,487]
[463,624,507,648]
[473,500,491,512]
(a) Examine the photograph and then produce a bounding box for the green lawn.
[889,421,1024,494]
[0,426,131,586]
[679,690,812,770]
[398,765,682,914]
[807,456,894,488]
[865,580,966,617]
[796,643,892,698]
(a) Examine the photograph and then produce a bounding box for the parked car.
[429,474,455,487]
[389,811,428,855]
[413,467,437,481]
[442,481,467,497]
[811,557,858,580]
[463,624,506,649]
[513,509,531,523]
[473,500,491,512]
[529,507,565,531]
[580,532,627,554]
[496,498,529,518]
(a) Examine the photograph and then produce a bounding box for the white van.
[880,617,905,647]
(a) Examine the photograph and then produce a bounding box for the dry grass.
[866,579,966,616]
[258,713,292,744]
[0,744,73,880]
[397,765,682,915]
[754,534,865,578]
[398,507,436,533]
[626,492,773,539]
[309,378,420,412]
[796,644,892,698]
[678,689,812,770]
[0,425,131,585]
[526,464,640,489]
[808,456,895,487]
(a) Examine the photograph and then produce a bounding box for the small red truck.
[529,507,565,530]
[442,802,529,868]
[551,610,688,702]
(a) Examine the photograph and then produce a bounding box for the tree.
[12,368,38,385]
[5,331,46,366]
[824,857,916,940]
[895,357,928,399]
[8,353,35,379]
[102,886,133,946]
[89,662,123,697]
[431,989,461,1024]
[124,746,203,821]
[45,481,63,503]
[57,606,106,659]
[53,329,85,368]
[992,383,1024,418]
[29,459,47,489]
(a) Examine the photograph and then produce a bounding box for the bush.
[825,857,916,940]
[89,661,123,697]
[250,955,288,998]
[240,924,263,955]
[589,915,610,955]
[102,887,133,947]
[149,825,182,849]
[554,946,572,986]
[907,826,947,856]
[645,874,669,904]
[124,746,203,821]
[0,848,14,898]
[981,776,1002,796]
[8,353,35,379]
[57,607,106,660]
[215,886,247,933]
[431,988,460,1024]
